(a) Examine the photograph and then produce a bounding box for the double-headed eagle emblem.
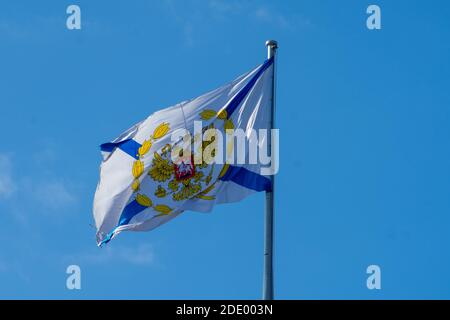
[129,109,233,217]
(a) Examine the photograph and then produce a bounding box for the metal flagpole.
[263,40,278,300]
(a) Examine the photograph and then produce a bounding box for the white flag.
[93,57,276,246]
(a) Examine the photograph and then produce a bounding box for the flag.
[93,57,275,246]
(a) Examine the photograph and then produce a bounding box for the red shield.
[174,156,195,181]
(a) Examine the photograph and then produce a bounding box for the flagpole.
[263,40,278,300]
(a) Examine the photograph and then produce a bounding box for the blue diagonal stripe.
[219,165,272,192]
[224,57,273,117]
[100,139,142,159]
[99,200,148,246]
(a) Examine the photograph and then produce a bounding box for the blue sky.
[1,0,450,299]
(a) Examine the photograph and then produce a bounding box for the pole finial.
[265,40,278,59]
[265,40,278,49]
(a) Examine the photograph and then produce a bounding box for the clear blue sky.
[1,0,450,299]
